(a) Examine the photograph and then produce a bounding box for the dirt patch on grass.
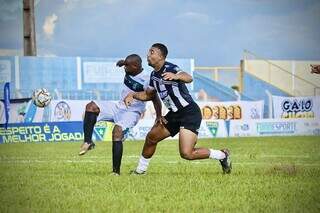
[267,164,298,176]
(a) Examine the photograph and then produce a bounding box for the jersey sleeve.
[172,64,183,74]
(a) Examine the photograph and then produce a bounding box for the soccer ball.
[32,88,52,108]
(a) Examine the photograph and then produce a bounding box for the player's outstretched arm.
[124,87,156,107]
[133,87,156,101]
[162,71,193,83]
[116,59,126,67]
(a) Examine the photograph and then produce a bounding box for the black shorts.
[164,102,202,137]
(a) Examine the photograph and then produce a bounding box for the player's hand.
[162,72,179,81]
[124,93,135,107]
[155,116,167,125]
[311,65,320,74]
[116,59,126,67]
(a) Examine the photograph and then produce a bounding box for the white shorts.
[94,101,141,131]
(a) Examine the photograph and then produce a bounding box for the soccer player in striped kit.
[125,43,232,174]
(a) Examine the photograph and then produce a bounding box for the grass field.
[0,136,320,213]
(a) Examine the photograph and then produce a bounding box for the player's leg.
[133,112,179,174]
[112,109,141,175]
[179,102,232,173]
[134,123,171,174]
[178,128,210,159]
[178,128,231,173]
[111,124,123,175]
[79,101,100,155]
[178,129,227,160]
[143,123,171,158]
[178,102,211,160]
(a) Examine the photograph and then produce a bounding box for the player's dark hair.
[125,54,143,72]
[152,43,168,58]
[126,54,142,64]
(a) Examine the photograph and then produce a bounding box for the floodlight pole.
[239,60,244,93]
[23,0,37,56]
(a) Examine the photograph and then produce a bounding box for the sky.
[0,0,319,66]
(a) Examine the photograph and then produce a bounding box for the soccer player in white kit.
[79,54,161,175]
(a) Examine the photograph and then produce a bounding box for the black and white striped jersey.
[148,61,194,112]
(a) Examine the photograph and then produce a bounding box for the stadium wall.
[1,118,319,143]
[244,59,320,96]
[1,97,319,143]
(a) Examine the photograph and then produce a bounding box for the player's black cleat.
[219,149,232,174]
[129,170,146,175]
[79,142,96,156]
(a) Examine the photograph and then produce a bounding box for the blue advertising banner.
[0,121,115,143]
[0,121,84,143]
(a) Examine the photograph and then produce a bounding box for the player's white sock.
[136,155,150,173]
[209,149,226,160]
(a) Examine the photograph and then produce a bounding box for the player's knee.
[85,101,99,113]
[180,151,193,160]
[146,132,159,145]
[112,125,123,141]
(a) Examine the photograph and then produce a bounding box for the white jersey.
[117,71,149,114]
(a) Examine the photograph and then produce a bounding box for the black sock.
[83,111,98,144]
[112,140,123,174]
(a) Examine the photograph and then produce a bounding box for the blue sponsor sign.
[0,121,113,143]
[0,121,85,143]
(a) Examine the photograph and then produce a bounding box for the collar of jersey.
[156,62,166,74]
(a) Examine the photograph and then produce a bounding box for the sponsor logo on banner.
[140,101,263,121]
[273,95,319,119]
[198,100,264,120]
[230,118,320,137]
[54,101,72,121]
[230,122,251,137]
[240,123,249,131]
[281,98,314,118]
[127,126,151,140]
[249,108,261,119]
[94,126,107,141]
[303,120,320,136]
[206,121,219,137]
[0,122,84,143]
[202,105,242,120]
[93,121,114,141]
[257,122,296,135]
